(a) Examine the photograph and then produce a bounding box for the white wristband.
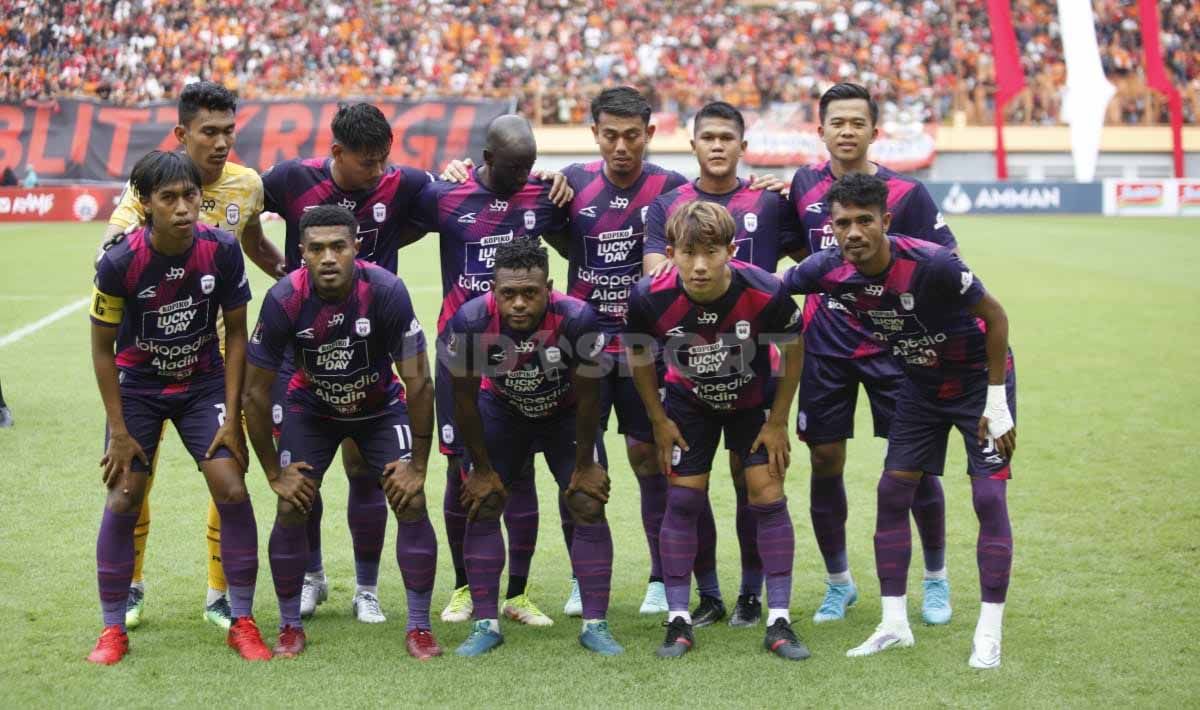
[983,385,1013,439]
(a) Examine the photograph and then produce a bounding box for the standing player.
[445,238,620,657]
[410,115,570,628]
[101,81,284,632]
[788,83,958,626]
[242,206,441,659]
[783,174,1016,669]
[627,201,809,660]
[642,101,804,628]
[88,151,270,664]
[260,102,434,624]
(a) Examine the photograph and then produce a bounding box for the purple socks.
[571,522,613,619]
[304,491,324,574]
[694,494,721,599]
[463,519,505,619]
[874,473,919,597]
[661,486,706,613]
[751,498,794,612]
[972,477,1013,603]
[215,500,258,618]
[504,472,539,583]
[912,474,947,572]
[443,460,469,587]
[636,474,668,580]
[96,508,138,629]
[810,473,849,574]
[347,476,386,587]
[269,521,309,628]
[736,487,764,595]
[395,516,438,631]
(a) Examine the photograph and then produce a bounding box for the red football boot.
[406,629,444,660]
[87,625,129,665]
[227,617,272,661]
[273,625,306,658]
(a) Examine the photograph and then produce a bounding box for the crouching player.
[88,150,270,664]
[782,174,1016,669]
[444,237,621,657]
[626,201,809,660]
[242,206,441,659]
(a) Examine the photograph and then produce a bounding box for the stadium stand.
[0,0,1196,125]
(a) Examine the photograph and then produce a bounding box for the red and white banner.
[0,185,123,222]
[1103,179,1200,215]
[743,104,936,171]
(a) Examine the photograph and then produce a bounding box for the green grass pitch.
[0,216,1197,707]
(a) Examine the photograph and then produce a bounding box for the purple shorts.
[796,350,901,444]
[106,383,232,473]
[469,391,605,488]
[664,387,771,477]
[884,363,1017,479]
[597,354,662,445]
[434,358,463,457]
[277,399,413,480]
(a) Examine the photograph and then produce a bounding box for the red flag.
[987,0,1027,180]
[1138,0,1185,177]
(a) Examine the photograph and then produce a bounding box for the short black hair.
[130,150,202,202]
[693,101,745,138]
[178,81,237,127]
[299,204,359,241]
[331,103,393,156]
[591,86,652,125]
[825,173,889,214]
[493,237,549,278]
[819,82,879,126]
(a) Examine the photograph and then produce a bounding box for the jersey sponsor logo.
[201,198,217,212]
[863,284,885,297]
[868,311,926,336]
[579,205,597,218]
[465,231,514,276]
[583,227,637,270]
[297,328,315,339]
[575,268,638,312]
[743,213,758,233]
[960,271,974,294]
[458,211,477,224]
[806,201,824,214]
[697,311,718,325]
[355,318,371,336]
[329,313,344,327]
[813,224,836,250]
[226,203,240,225]
[200,274,215,295]
[373,202,386,223]
[681,341,745,379]
[524,210,536,230]
[302,337,371,376]
[609,196,629,210]
[900,292,915,310]
[735,320,751,340]
[166,267,186,280]
[339,198,357,211]
[138,286,157,299]
[140,296,208,342]
[488,199,508,212]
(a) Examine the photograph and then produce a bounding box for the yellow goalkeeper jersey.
[108,160,264,238]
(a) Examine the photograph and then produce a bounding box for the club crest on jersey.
[545,346,562,363]
[200,274,215,294]
[272,404,283,425]
[373,202,386,223]
[355,318,371,336]
[442,424,455,444]
[280,449,292,467]
[226,203,240,225]
[900,293,915,310]
[735,320,751,340]
[743,213,758,232]
[524,210,536,230]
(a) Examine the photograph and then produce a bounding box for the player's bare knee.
[275,498,308,525]
[210,481,249,505]
[566,490,606,524]
[809,442,846,476]
[395,493,428,522]
[627,441,658,477]
[475,492,505,522]
[746,480,784,506]
[105,487,144,514]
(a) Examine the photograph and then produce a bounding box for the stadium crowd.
[1,1,1197,124]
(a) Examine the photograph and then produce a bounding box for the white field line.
[0,297,89,348]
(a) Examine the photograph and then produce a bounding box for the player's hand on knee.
[535,170,574,206]
[653,418,688,476]
[205,420,248,471]
[566,463,610,504]
[271,462,316,513]
[381,459,426,514]
[101,432,149,488]
[751,421,791,479]
[440,157,473,183]
[461,467,506,521]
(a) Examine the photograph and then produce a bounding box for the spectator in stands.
[21,165,37,188]
[1,166,16,186]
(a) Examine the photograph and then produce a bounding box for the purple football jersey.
[248,261,426,419]
[443,291,606,419]
[409,168,568,333]
[261,158,434,274]
[561,161,688,352]
[644,179,803,272]
[790,161,957,359]
[783,236,992,399]
[91,225,251,394]
[626,261,802,411]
